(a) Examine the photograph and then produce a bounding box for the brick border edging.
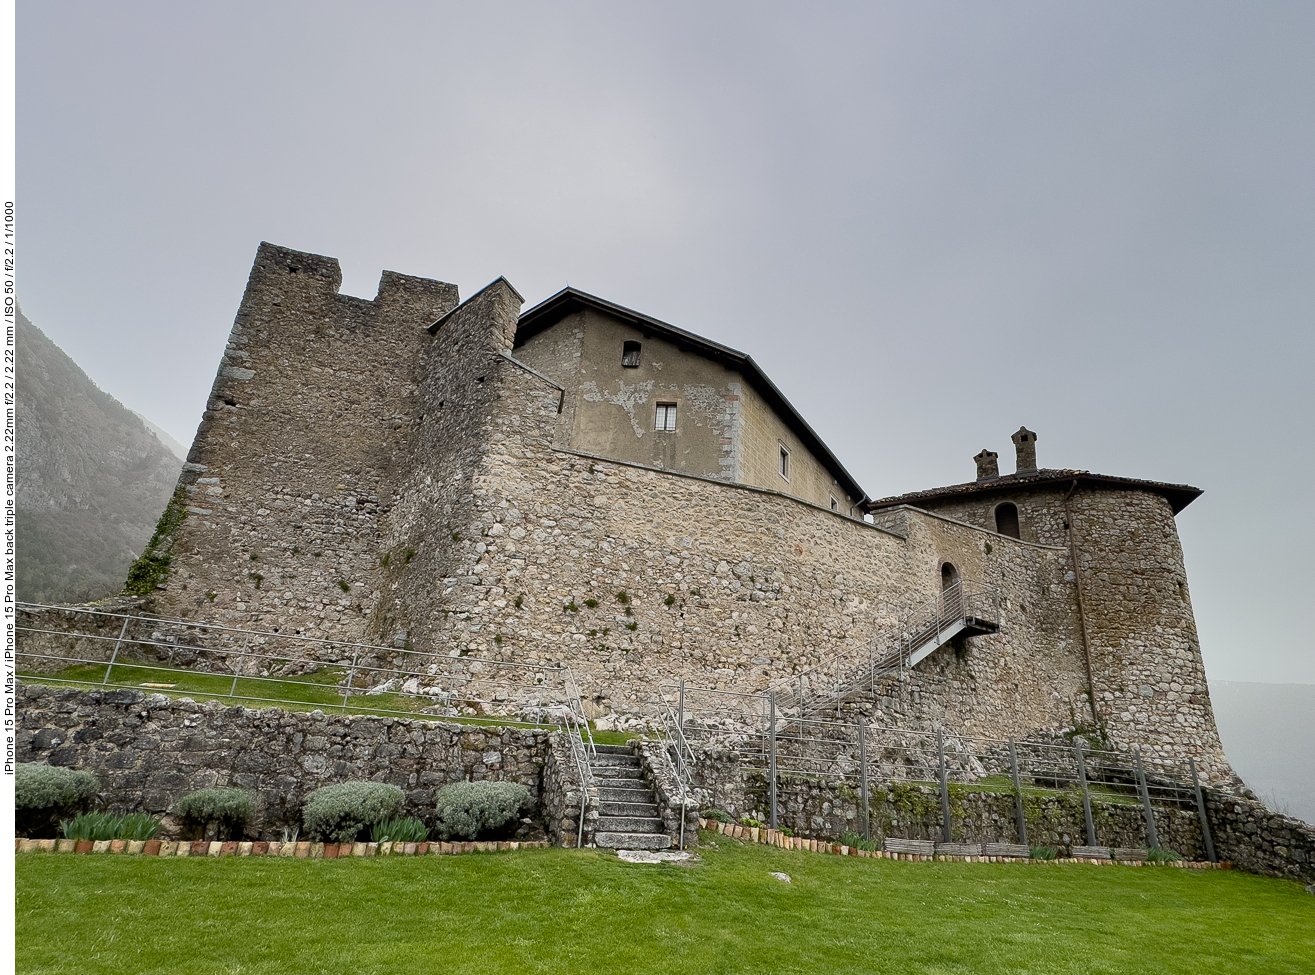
[700,820,1231,871]
[14,838,551,858]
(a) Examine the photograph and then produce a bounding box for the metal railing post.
[1075,744,1097,847]
[228,633,250,699]
[1009,739,1028,847]
[341,648,360,712]
[678,678,685,741]
[101,617,132,685]
[1134,748,1158,850]
[768,694,778,830]
[937,729,951,844]
[859,719,870,842]
[1189,758,1217,863]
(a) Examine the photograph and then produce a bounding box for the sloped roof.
[516,287,868,504]
[864,469,1202,515]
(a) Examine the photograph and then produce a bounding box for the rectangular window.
[779,445,790,480]
[622,341,642,368]
[655,403,677,431]
[830,497,839,511]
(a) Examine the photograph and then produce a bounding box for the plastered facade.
[130,243,1231,782]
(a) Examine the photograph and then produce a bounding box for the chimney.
[1012,426,1038,474]
[973,449,999,480]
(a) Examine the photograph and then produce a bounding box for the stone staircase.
[590,743,672,850]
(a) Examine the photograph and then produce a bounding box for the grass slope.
[16,832,1315,974]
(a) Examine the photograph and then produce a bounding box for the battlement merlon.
[236,241,461,330]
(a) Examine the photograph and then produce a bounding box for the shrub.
[701,808,734,824]
[15,764,100,837]
[432,781,532,841]
[1030,845,1060,860]
[372,816,429,843]
[1146,846,1186,863]
[174,787,256,840]
[62,811,161,841]
[739,816,764,829]
[302,782,405,844]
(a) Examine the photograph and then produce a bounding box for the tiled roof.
[864,469,1202,515]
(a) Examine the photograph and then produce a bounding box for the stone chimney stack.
[973,449,999,480]
[1012,426,1038,474]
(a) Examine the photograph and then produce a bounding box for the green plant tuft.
[61,811,161,842]
[615,592,628,604]
[404,548,415,563]
[432,781,532,841]
[739,816,764,829]
[624,622,638,631]
[564,601,579,613]
[336,579,351,593]
[839,831,878,851]
[1030,845,1060,860]
[701,808,734,824]
[371,816,429,844]
[664,594,676,606]
[1146,846,1186,863]
[584,598,598,608]
[513,595,523,608]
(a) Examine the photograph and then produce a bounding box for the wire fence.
[16,603,584,728]
[656,679,1221,857]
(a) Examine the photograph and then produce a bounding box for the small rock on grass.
[771,872,791,883]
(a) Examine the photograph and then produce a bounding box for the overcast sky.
[17,2,1315,683]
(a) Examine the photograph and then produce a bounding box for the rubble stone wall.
[16,683,556,842]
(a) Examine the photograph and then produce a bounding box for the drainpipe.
[1063,479,1101,730]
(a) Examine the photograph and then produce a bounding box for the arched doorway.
[941,561,962,618]
[941,562,960,591]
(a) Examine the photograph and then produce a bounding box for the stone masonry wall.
[148,243,459,645]
[916,485,1226,774]
[16,683,558,842]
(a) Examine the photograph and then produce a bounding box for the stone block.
[55,839,77,853]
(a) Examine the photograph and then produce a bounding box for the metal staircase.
[768,581,1000,717]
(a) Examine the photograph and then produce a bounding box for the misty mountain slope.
[16,306,182,603]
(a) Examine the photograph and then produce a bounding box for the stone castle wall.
[109,243,1231,783]
[150,242,459,645]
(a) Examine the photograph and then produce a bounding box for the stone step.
[595,831,672,850]
[592,765,644,780]
[591,743,634,756]
[597,815,666,834]
[598,786,653,803]
[598,801,660,819]
[591,754,643,768]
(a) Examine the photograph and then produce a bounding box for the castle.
[134,242,1229,780]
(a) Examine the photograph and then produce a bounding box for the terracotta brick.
[252,841,269,855]
[323,843,340,859]
[144,840,163,856]
[110,840,127,854]
[75,841,94,854]
[221,842,238,856]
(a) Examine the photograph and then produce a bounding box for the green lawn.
[16,832,1315,974]
[20,662,564,732]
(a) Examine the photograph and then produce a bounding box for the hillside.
[15,307,182,603]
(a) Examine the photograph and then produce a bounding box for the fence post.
[937,729,951,844]
[768,694,778,830]
[1134,748,1158,850]
[1009,739,1028,847]
[1189,758,1218,863]
[101,617,132,685]
[341,647,360,712]
[228,632,251,699]
[1075,744,1097,848]
[859,719,871,842]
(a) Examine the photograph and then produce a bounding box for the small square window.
[830,497,839,511]
[656,403,677,431]
[622,341,642,367]
[779,445,790,480]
